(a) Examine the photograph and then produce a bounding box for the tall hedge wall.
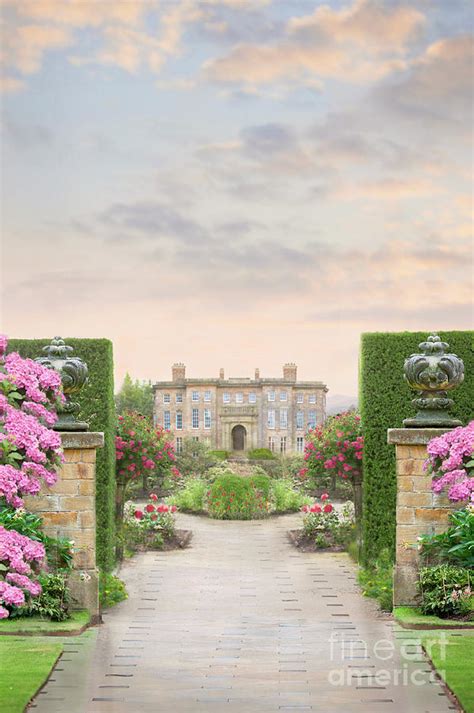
[7,338,116,571]
[359,331,474,564]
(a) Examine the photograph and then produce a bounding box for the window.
[176,437,183,454]
[176,393,183,403]
[163,393,171,404]
[192,391,199,402]
[268,436,275,452]
[164,411,171,430]
[280,391,287,401]
[308,410,317,429]
[309,394,316,404]
[296,411,304,429]
[223,392,230,403]
[248,392,256,403]
[204,390,211,402]
[268,390,275,402]
[297,393,304,404]
[296,436,304,453]
[236,392,243,403]
[192,408,199,428]
[280,436,287,454]
[268,409,275,429]
[192,436,199,442]
[176,411,183,430]
[204,409,211,429]
[280,408,288,429]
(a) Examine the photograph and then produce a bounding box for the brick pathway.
[31,513,456,713]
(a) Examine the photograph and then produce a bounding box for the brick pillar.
[387,427,457,606]
[24,431,104,621]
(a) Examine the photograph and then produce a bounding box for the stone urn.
[403,333,464,427]
[36,337,89,431]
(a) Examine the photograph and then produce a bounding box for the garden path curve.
[31,513,456,713]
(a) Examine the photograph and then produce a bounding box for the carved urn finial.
[403,333,464,427]
[36,337,89,431]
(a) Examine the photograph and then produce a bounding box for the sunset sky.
[1,0,472,399]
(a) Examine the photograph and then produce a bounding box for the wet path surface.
[31,513,456,712]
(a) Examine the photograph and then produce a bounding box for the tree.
[115,373,154,421]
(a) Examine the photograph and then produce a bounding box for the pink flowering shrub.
[0,525,45,618]
[0,335,63,618]
[0,336,63,507]
[425,421,474,502]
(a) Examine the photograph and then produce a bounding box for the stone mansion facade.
[153,363,327,455]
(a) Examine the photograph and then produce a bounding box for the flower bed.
[288,495,355,552]
[124,495,191,553]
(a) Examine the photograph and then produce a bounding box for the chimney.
[255,368,260,380]
[172,363,186,382]
[219,368,225,379]
[283,363,297,382]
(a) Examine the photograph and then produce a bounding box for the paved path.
[31,514,456,713]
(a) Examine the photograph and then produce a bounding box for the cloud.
[1,23,73,75]
[204,0,424,87]
[100,201,207,244]
[2,115,54,149]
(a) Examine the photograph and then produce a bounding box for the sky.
[0,0,472,398]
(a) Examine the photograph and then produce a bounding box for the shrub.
[419,565,472,618]
[167,478,208,512]
[208,474,271,519]
[7,338,116,572]
[99,572,127,609]
[359,331,474,564]
[208,450,229,461]
[426,422,474,502]
[358,548,394,612]
[248,448,275,460]
[22,572,70,622]
[123,497,177,553]
[176,438,219,478]
[301,497,355,548]
[271,479,310,512]
[419,507,474,567]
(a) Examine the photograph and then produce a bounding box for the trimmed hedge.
[359,331,474,564]
[248,448,275,460]
[7,338,116,571]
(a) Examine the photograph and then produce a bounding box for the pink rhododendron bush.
[0,335,63,617]
[302,411,363,521]
[426,421,474,502]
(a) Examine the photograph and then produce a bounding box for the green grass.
[0,637,62,712]
[0,610,90,635]
[422,633,474,713]
[395,606,474,629]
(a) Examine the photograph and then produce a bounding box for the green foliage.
[99,572,127,609]
[302,500,355,549]
[419,564,472,618]
[8,338,116,571]
[271,479,310,512]
[248,448,275,460]
[0,506,73,571]
[167,478,208,512]
[208,450,229,460]
[359,331,474,563]
[208,474,271,519]
[175,437,219,477]
[358,548,394,612]
[115,372,154,420]
[419,507,474,567]
[24,572,70,621]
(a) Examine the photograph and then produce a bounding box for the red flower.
[134,510,144,520]
[323,504,333,513]
[320,493,329,501]
[150,493,158,501]
[170,505,177,513]
[310,504,322,513]
[145,504,155,513]
[301,505,310,513]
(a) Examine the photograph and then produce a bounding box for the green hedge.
[7,338,116,571]
[359,331,474,564]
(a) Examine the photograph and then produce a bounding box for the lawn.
[0,610,90,636]
[422,633,474,713]
[0,638,62,713]
[395,606,474,629]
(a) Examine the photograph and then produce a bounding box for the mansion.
[153,363,327,455]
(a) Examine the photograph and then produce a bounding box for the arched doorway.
[232,424,246,451]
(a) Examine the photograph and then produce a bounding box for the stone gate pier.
[25,431,104,621]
